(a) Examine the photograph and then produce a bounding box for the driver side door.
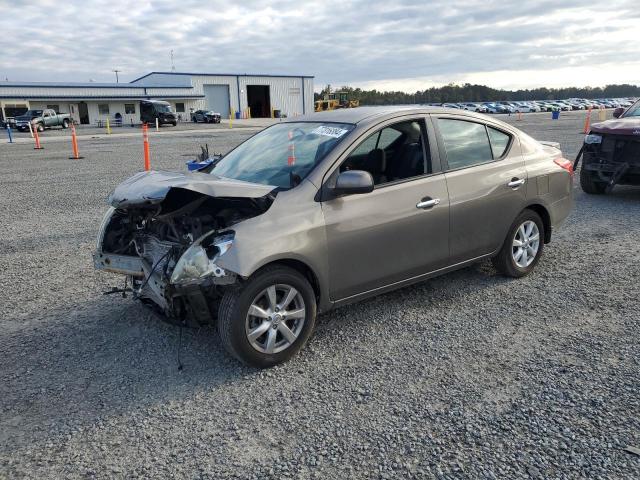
[321,117,450,301]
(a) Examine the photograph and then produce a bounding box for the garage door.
[203,84,230,119]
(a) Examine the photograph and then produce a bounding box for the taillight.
[554,157,574,176]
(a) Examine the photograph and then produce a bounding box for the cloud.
[0,0,638,91]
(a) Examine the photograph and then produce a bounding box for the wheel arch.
[524,203,552,243]
[252,258,323,308]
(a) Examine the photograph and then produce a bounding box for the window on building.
[4,104,28,117]
[175,103,185,113]
[437,119,493,170]
[98,104,110,115]
[46,105,60,113]
[124,103,136,114]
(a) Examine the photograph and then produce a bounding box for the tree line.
[314,83,640,105]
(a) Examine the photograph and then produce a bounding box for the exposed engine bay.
[95,186,275,325]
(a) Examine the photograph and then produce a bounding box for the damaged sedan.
[576,99,640,194]
[95,107,573,367]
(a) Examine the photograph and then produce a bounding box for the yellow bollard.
[229,108,234,129]
[106,118,111,135]
[598,108,606,121]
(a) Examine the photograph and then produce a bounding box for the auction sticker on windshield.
[310,126,350,138]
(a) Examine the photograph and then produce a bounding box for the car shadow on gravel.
[0,296,252,447]
[0,260,521,450]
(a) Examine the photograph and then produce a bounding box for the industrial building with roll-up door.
[130,72,314,119]
[0,71,314,125]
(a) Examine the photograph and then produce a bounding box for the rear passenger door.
[433,115,527,263]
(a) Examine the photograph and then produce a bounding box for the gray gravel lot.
[1,110,638,479]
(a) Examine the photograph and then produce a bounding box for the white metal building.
[0,72,314,125]
[131,72,314,120]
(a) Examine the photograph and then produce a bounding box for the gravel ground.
[1,110,638,479]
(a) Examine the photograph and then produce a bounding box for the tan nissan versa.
[95,107,573,367]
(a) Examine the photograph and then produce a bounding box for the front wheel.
[62,119,70,129]
[36,123,45,132]
[580,167,607,194]
[218,266,317,368]
[492,210,544,278]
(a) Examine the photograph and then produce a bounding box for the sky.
[1,0,638,92]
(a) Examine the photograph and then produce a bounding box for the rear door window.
[437,119,492,170]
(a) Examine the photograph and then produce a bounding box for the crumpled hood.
[108,170,276,208]
[590,117,640,136]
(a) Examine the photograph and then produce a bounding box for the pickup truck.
[15,109,72,132]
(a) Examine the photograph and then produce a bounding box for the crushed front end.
[94,181,274,326]
[581,128,640,188]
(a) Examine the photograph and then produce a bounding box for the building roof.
[130,71,315,83]
[0,81,189,89]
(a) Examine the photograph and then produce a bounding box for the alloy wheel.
[512,220,540,268]
[245,284,306,354]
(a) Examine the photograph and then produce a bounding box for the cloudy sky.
[1,0,638,92]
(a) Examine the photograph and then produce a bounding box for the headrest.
[364,148,386,173]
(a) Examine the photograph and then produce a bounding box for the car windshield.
[623,101,640,117]
[24,110,43,116]
[211,122,355,188]
[155,104,172,113]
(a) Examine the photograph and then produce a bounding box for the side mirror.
[613,107,624,118]
[332,170,374,195]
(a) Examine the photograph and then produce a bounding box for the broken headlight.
[170,233,234,285]
[584,134,602,144]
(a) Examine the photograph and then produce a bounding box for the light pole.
[112,69,121,83]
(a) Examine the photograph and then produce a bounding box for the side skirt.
[329,253,495,310]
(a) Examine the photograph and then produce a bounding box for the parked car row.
[435,97,637,114]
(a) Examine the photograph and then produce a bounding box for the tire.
[580,167,607,194]
[62,119,69,129]
[218,266,317,368]
[37,123,44,132]
[192,117,197,123]
[492,209,545,278]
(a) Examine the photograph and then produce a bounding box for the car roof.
[284,105,487,125]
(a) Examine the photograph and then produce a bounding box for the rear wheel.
[218,266,317,368]
[492,210,544,278]
[580,167,607,194]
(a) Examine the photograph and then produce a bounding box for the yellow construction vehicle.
[314,91,360,112]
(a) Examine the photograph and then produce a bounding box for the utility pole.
[112,69,121,83]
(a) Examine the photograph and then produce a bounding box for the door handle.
[507,178,526,188]
[416,198,440,209]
